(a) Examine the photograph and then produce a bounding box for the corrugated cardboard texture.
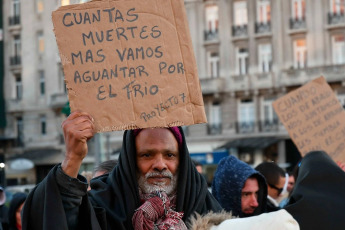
[52,0,207,132]
[273,76,345,162]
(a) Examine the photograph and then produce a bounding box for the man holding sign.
[22,111,221,229]
[21,0,221,228]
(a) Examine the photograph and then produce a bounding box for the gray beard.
[138,170,178,196]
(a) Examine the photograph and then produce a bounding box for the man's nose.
[153,155,167,171]
[250,196,259,207]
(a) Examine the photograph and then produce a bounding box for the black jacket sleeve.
[22,164,101,230]
[55,165,89,230]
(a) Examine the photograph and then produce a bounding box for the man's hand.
[61,111,95,178]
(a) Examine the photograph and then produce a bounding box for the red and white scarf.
[132,191,187,230]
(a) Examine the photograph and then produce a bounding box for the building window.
[207,52,219,78]
[13,35,21,60]
[38,31,44,55]
[40,115,47,135]
[10,35,21,65]
[236,48,248,75]
[258,44,272,73]
[13,35,21,56]
[9,0,20,25]
[328,0,345,24]
[205,5,218,33]
[12,0,20,17]
[257,0,271,23]
[293,39,307,69]
[205,5,219,40]
[233,1,248,36]
[15,75,23,100]
[39,71,45,96]
[36,0,44,13]
[292,0,305,20]
[261,99,279,131]
[16,116,24,146]
[208,103,222,134]
[238,99,255,133]
[234,1,248,26]
[332,34,345,65]
[61,0,70,6]
[330,0,344,15]
[255,0,271,33]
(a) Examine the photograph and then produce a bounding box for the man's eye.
[141,153,150,157]
[167,153,175,158]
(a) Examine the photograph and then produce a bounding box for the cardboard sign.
[273,76,345,162]
[52,0,206,132]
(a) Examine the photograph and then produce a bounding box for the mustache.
[145,171,173,179]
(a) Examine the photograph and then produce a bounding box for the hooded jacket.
[22,128,222,230]
[212,156,267,217]
[284,151,345,230]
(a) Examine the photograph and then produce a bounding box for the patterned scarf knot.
[132,191,187,230]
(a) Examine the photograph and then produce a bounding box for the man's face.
[268,176,286,199]
[241,177,259,215]
[196,165,203,174]
[287,175,295,193]
[136,128,179,195]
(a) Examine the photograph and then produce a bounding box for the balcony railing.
[255,21,271,34]
[281,64,345,86]
[289,17,306,30]
[9,15,20,26]
[258,119,279,132]
[200,77,225,94]
[204,29,219,41]
[229,74,250,91]
[251,72,275,89]
[232,24,248,37]
[50,93,68,109]
[328,12,345,25]
[7,99,23,112]
[235,121,255,134]
[207,123,222,135]
[186,120,283,136]
[236,120,280,134]
[10,56,21,66]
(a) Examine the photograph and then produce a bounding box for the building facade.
[1,0,345,185]
[184,0,345,178]
[1,0,126,186]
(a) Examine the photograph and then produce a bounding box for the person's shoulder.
[188,211,234,230]
[212,210,299,230]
